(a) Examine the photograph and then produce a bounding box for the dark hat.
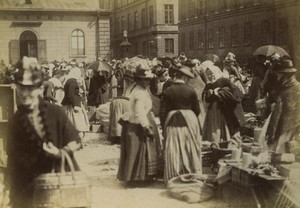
[14,56,44,87]
[271,53,297,73]
[176,66,194,79]
[153,65,167,77]
[134,65,155,79]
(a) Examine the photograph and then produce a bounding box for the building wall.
[111,0,179,59]
[0,12,111,65]
[178,0,300,68]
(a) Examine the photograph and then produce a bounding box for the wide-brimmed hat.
[176,66,194,78]
[14,56,44,87]
[134,65,155,79]
[271,53,297,73]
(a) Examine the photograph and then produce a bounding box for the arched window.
[71,29,85,56]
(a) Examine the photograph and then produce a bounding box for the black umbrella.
[86,61,113,72]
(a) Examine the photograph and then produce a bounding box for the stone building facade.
[178,0,300,68]
[110,0,179,59]
[0,0,111,65]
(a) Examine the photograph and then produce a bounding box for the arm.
[135,96,150,128]
[191,91,200,116]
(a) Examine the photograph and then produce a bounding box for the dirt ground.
[75,132,230,208]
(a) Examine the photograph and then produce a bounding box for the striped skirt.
[163,110,202,183]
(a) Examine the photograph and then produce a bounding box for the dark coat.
[203,78,245,135]
[61,78,81,107]
[87,75,107,106]
[6,101,80,208]
[160,82,200,126]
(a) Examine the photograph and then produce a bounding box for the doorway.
[19,30,38,59]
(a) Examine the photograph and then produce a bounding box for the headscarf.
[205,65,223,83]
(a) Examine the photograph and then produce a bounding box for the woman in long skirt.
[160,66,202,183]
[117,66,162,182]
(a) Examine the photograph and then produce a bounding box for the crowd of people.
[2,47,300,207]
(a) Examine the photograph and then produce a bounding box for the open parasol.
[253,45,290,57]
[86,60,113,72]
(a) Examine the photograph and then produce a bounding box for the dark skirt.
[117,118,162,182]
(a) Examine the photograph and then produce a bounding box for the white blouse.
[128,85,152,127]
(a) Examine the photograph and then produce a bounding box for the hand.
[43,142,61,158]
[73,106,81,113]
[213,87,220,95]
[144,126,154,137]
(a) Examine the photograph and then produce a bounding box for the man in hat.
[152,65,172,97]
[160,66,202,183]
[5,57,81,208]
[264,54,300,157]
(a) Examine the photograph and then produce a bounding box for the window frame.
[244,22,253,47]
[208,29,214,49]
[231,24,238,48]
[219,26,225,48]
[165,38,174,53]
[164,4,174,25]
[70,29,86,57]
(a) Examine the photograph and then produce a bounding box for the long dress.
[265,77,300,156]
[160,81,202,183]
[202,78,245,144]
[117,85,162,181]
[6,101,80,208]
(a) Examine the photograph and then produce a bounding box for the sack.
[167,174,216,203]
[32,150,91,208]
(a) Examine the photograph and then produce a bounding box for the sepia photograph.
[0,0,299,207]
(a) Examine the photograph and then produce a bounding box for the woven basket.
[33,151,91,208]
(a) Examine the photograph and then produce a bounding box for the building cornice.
[0,9,111,16]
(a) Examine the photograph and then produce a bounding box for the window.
[198,30,204,49]
[261,20,272,44]
[165,39,174,53]
[164,5,174,24]
[71,29,85,56]
[121,16,125,31]
[208,29,214,49]
[134,11,138,30]
[219,27,225,48]
[278,18,288,44]
[149,6,154,26]
[25,0,32,4]
[189,0,197,18]
[142,41,147,56]
[142,8,146,28]
[127,14,132,31]
[231,24,238,47]
[189,31,194,50]
[197,0,203,15]
[135,42,139,55]
[116,17,120,33]
[244,22,253,46]
[181,32,186,52]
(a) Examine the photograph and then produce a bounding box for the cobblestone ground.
[76,132,230,208]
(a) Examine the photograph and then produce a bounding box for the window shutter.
[38,40,47,63]
[9,40,20,65]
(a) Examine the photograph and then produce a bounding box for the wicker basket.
[33,151,91,208]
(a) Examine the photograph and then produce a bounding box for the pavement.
[76,132,230,208]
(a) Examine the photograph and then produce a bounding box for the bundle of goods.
[96,102,111,133]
